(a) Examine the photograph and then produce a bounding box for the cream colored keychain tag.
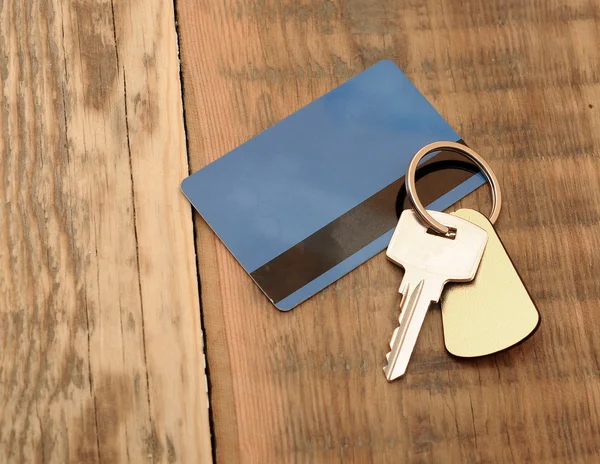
[441,209,540,357]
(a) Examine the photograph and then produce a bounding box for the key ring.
[406,141,502,238]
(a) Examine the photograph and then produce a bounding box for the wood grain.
[0,0,211,462]
[177,0,600,462]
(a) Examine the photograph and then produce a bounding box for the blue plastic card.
[182,60,484,310]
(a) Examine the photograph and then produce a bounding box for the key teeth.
[389,326,399,349]
[384,327,398,378]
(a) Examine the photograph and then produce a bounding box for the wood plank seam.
[172,0,218,462]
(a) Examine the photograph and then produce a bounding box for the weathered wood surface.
[0,0,211,462]
[177,0,600,462]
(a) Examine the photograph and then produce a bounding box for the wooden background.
[2,0,600,462]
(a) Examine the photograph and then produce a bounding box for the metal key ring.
[406,141,502,238]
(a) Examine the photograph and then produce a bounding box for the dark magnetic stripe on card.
[251,141,480,304]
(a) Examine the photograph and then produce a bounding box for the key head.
[387,210,488,283]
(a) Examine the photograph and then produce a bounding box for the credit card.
[182,60,484,310]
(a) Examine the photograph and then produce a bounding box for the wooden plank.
[177,0,600,462]
[0,0,211,462]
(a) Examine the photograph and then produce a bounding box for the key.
[440,209,540,357]
[383,209,488,381]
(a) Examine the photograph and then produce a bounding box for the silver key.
[383,209,488,381]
